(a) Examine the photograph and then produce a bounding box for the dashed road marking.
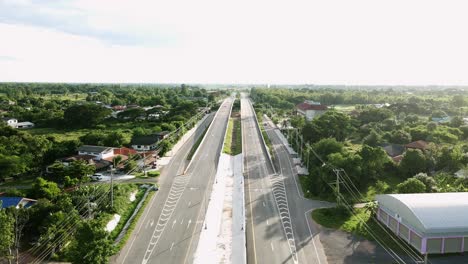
[141,176,190,263]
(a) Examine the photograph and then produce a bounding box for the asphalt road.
[263,115,333,264]
[243,94,332,264]
[113,97,233,264]
[242,96,295,264]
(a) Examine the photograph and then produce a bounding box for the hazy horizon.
[2,0,468,85]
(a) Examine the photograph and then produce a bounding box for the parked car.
[89,173,103,181]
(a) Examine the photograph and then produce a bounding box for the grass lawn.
[312,207,408,254]
[332,105,356,113]
[223,115,242,155]
[27,127,90,141]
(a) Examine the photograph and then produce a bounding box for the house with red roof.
[295,100,328,121]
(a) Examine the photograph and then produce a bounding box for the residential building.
[0,197,37,209]
[405,140,429,151]
[295,100,328,121]
[131,134,161,151]
[60,155,111,171]
[382,143,405,158]
[77,145,114,160]
[376,193,468,255]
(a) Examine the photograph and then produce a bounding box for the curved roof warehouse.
[376,192,468,254]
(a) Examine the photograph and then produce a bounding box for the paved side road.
[263,114,333,264]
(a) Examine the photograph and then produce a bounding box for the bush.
[147,171,160,177]
[396,178,426,194]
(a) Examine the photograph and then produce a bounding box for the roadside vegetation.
[312,207,405,253]
[223,99,242,155]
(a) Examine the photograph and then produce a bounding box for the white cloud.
[1,0,468,84]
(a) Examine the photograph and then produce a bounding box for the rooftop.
[405,140,429,150]
[296,101,328,111]
[377,192,468,235]
[78,145,113,153]
[130,135,159,145]
[0,197,37,209]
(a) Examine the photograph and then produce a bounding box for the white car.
[89,173,103,181]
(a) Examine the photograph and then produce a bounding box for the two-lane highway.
[115,98,233,264]
[243,93,332,264]
[242,96,297,264]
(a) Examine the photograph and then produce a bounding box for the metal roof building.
[376,193,468,254]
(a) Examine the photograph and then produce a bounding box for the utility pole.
[110,165,114,208]
[333,169,344,206]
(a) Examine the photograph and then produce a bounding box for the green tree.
[363,130,382,147]
[31,177,61,200]
[359,145,390,178]
[0,154,26,180]
[68,160,95,180]
[124,159,137,173]
[313,111,352,141]
[451,95,466,108]
[390,130,412,144]
[0,206,14,261]
[63,104,111,128]
[117,108,146,121]
[413,173,437,192]
[396,178,426,193]
[399,149,428,178]
[358,107,393,124]
[290,115,305,129]
[68,220,114,264]
[103,131,127,147]
[450,116,464,128]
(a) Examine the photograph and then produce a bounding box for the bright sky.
[1,0,468,85]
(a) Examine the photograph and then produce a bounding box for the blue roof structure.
[0,197,36,209]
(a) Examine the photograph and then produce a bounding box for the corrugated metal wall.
[444,238,462,253]
[427,238,443,254]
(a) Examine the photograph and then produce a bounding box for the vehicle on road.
[89,173,103,181]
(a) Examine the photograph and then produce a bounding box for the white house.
[77,145,114,160]
[295,100,328,121]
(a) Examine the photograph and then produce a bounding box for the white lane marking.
[267,220,269,225]
[122,187,161,264]
[170,242,175,251]
[187,219,192,229]
[180,219,184,225]
[305,209,322,264]
[263,201,266,207]
[188,201,192,207]
[172,219,177,229]
[271,242,275,251]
